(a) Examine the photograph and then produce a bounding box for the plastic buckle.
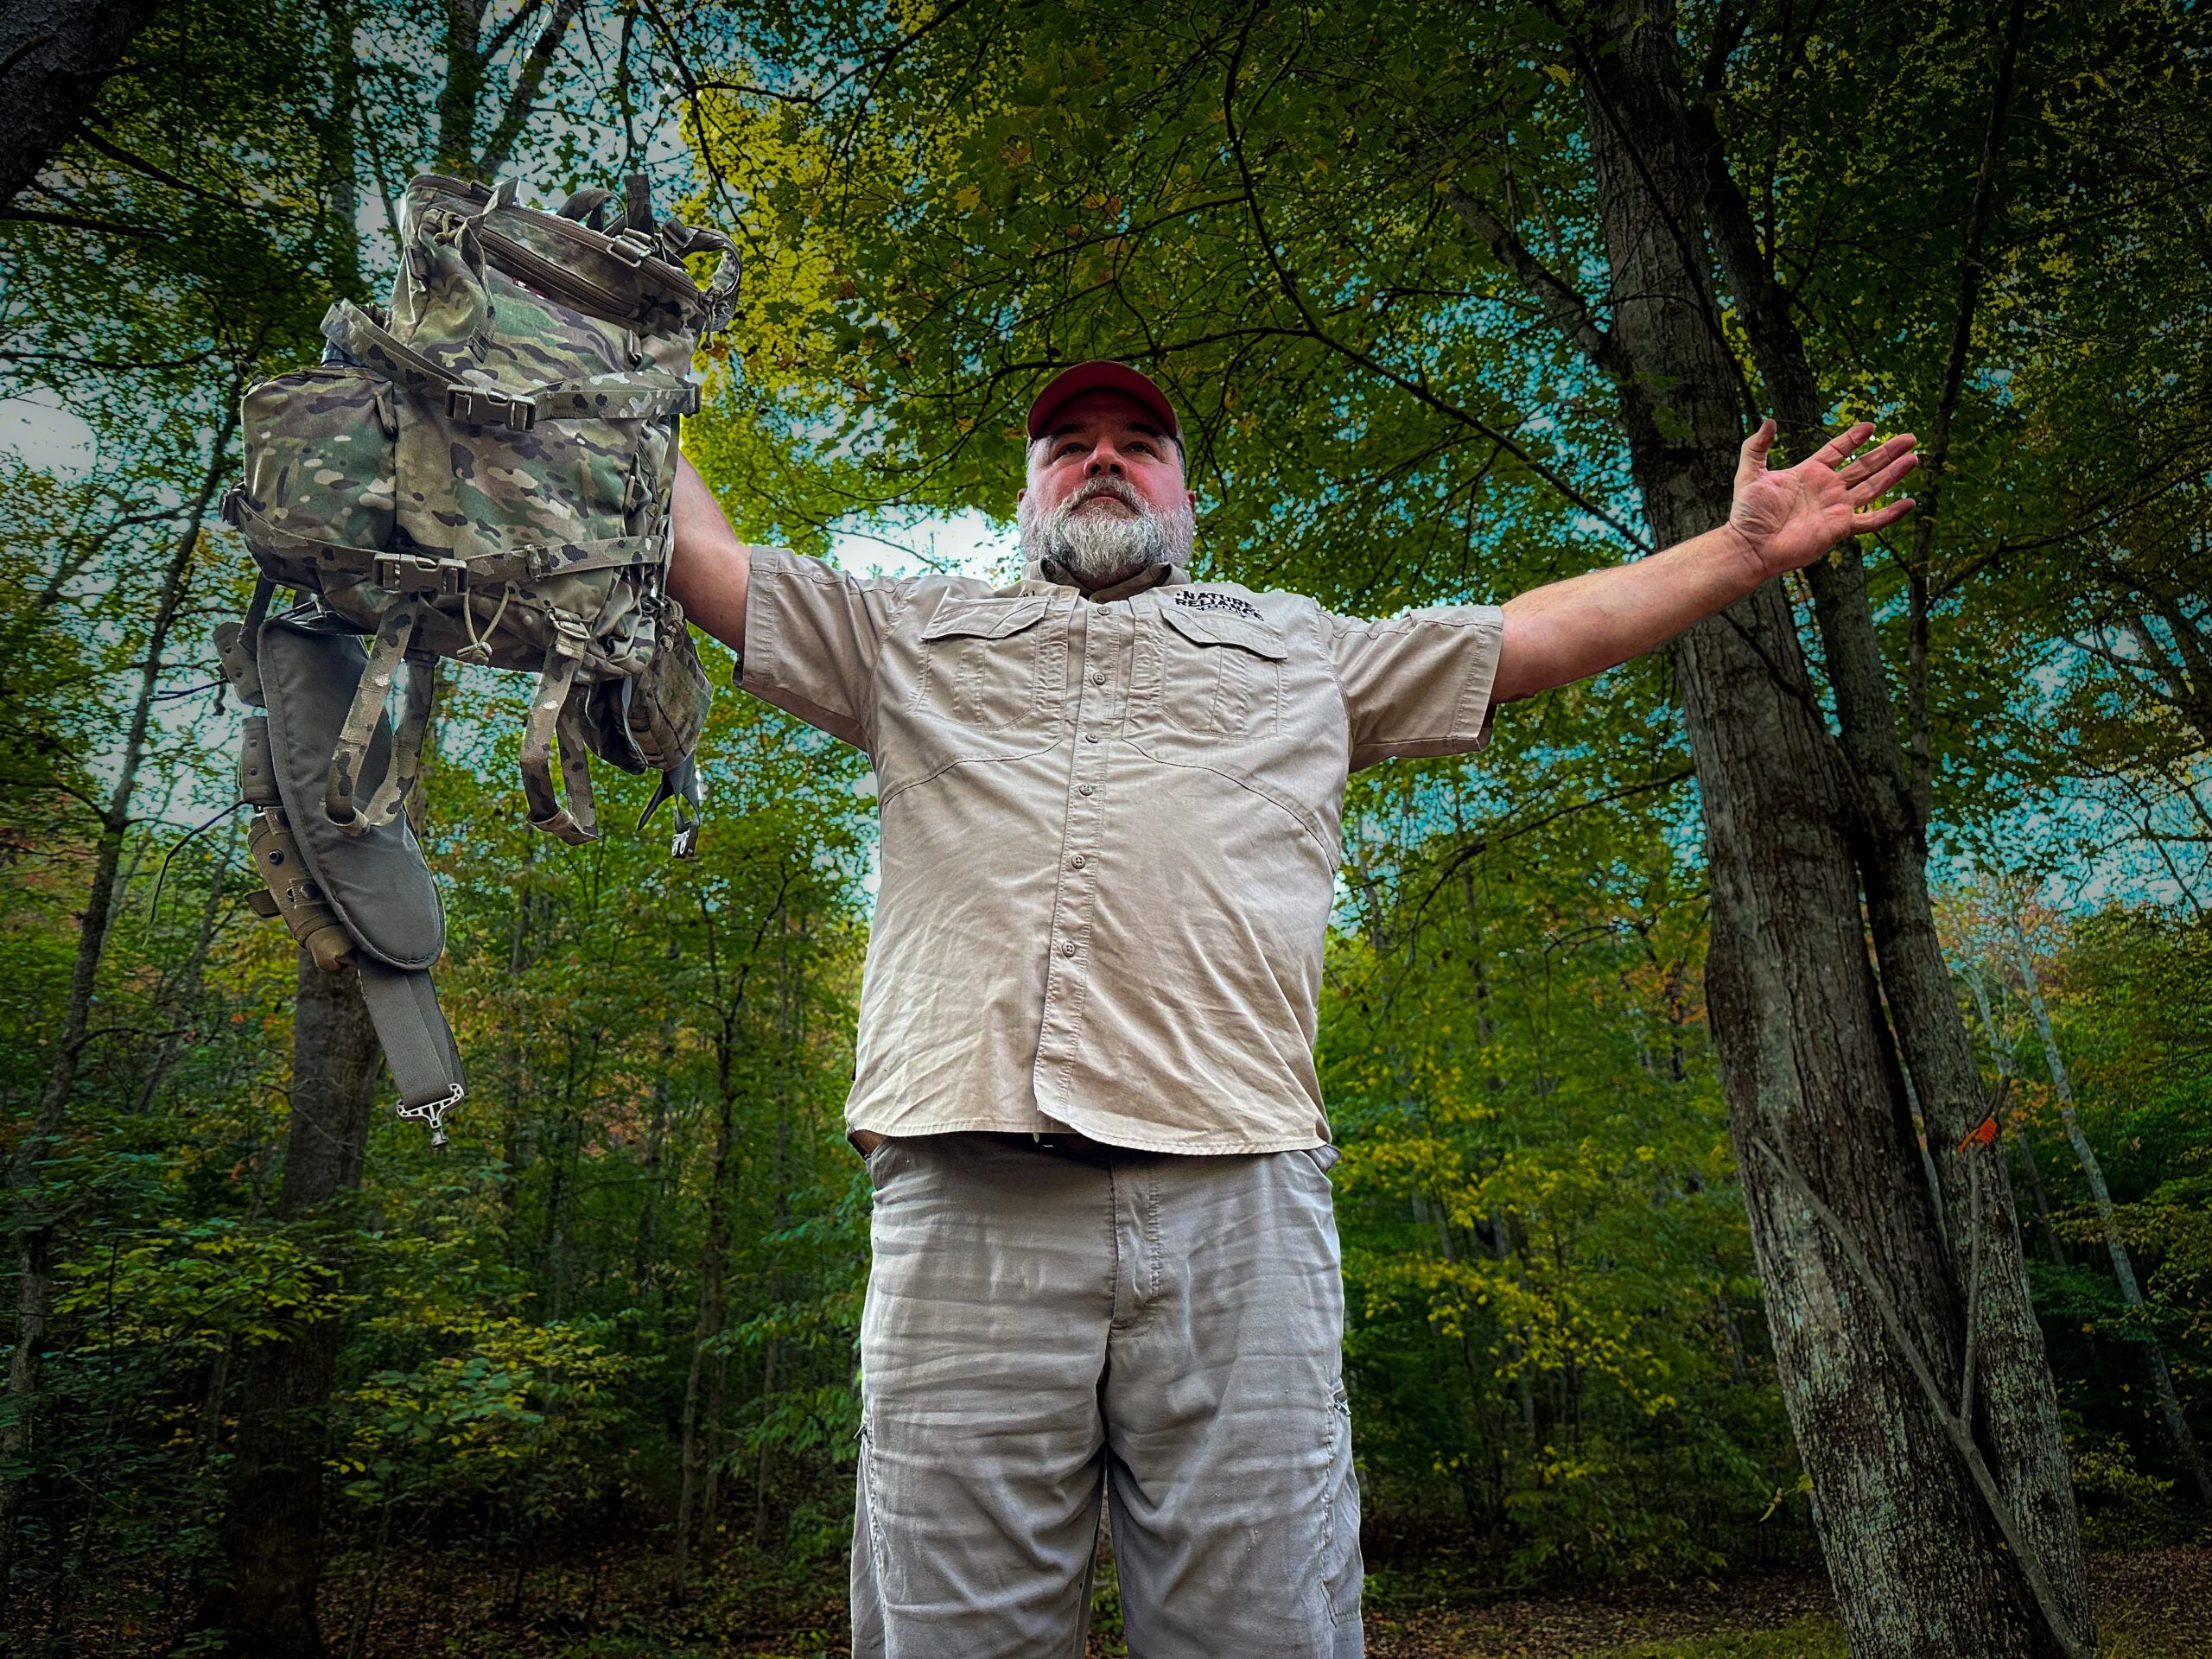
[397,1083,465,1150]
[605,230,654,266]
[446,385,537,430]
[374,552,467,598]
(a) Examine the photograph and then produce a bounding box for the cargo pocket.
[912,597,1059,732]
[1144,601,1286,740]
[1320,1384,1363,1628]
[238,368,398,574]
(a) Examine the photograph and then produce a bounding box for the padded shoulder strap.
[356,959,466,1144]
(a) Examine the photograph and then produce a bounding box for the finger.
[1852,498,1916,533]
[1809,420,1877,468]
[1736,417,1777,487]
[1847,454,1920,506]
[1837,434,1916,486]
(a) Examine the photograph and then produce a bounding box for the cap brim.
[1027,361,1181,444]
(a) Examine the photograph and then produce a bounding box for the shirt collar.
[1014,556,1189,603]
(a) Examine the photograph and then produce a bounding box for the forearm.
[666,453,751,655]
[1491,524,1764,702]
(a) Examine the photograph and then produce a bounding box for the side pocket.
[238,368,397,564]
[863,1136,902,1192]
[1320,1385,1363,1627]
[854,1418,898,1605]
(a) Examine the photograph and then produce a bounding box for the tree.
[0,0,164,206]
[187,955,381,1657]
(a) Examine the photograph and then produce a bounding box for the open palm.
[1729,419,1920,575]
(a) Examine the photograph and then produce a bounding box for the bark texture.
[188,953,380,1658]
[1563,6,2092,1651]
[0,0,161,204]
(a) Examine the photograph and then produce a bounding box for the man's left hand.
[1726,419,1920,577]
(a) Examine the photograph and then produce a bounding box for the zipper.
[479,228,638,321]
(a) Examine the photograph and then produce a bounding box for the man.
[666,361,1916,1658]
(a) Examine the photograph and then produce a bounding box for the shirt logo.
[1173,588,1262,621]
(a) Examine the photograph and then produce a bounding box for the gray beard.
[1019,480,1194,588]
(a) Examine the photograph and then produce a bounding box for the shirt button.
[1058,941,1078,957]
[1084,731,1099,743]
[1070,854,1086,868]
[1090,671,1107,685]
[1078,784,1095,796]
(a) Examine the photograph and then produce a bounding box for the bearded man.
[666,360,1916,1659]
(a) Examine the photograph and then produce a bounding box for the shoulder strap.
[355,958,466,1147]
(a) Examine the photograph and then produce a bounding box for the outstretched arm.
[666,453,752,653]
[1491,422,1919,703]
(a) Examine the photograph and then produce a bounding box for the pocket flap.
[1160,599,1287,659]
[921,596,1050,642]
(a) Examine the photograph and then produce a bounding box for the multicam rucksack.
[211,173,738,1142]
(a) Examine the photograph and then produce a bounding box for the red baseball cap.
[1026,360,1182,445]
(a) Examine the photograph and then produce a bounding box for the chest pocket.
[1143,601,1287,739]
[912,597,1065,734]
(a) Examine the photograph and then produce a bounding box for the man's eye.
[1055,443,1085,461]
[1127,442,1154,457]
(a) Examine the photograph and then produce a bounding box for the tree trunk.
[1696,1,2094,1618]
[671,1089,734,1589]
[0,0,162,205]
[0,401,232,1592]
[1568,7,2089,1652]
[188,952,381,1657]
[1969,970,2069,1268]
[2011,925,2212,1506]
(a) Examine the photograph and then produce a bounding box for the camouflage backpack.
[212,173,739,1141]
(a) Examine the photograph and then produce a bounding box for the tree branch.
[1437,181,1616,372]
[474,0,582,180]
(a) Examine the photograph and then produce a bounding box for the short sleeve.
[739,548,915,752]
[1323,603,1506,772]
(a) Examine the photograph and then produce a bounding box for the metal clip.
[397,1083,465,1150]
[374,552,467,598]
[446,384,537,430]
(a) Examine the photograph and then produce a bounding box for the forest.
[0,0,2208,1655]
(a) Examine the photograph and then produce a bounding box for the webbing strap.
[326,598,423,835]
[555,685,600,842]
[321,302,700,426]
[355,958,465,1147]
[323,302,475,403]
[519,623,596,844]
[229,495,657,588]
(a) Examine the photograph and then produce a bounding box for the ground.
[65,1540,2212,1655]
[250,1544,2207,1658]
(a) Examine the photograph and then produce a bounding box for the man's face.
[1017,390,1197,588]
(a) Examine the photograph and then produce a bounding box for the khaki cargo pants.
[851,1133,1363,1659]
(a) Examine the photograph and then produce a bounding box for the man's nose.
[1084,448,1125,477]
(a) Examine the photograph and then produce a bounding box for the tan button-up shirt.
[740,550,1504,1153]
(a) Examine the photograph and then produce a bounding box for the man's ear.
[1016,486,1027,505]
[1186,488,1198,511]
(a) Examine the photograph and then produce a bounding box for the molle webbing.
[225,493,661,587]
